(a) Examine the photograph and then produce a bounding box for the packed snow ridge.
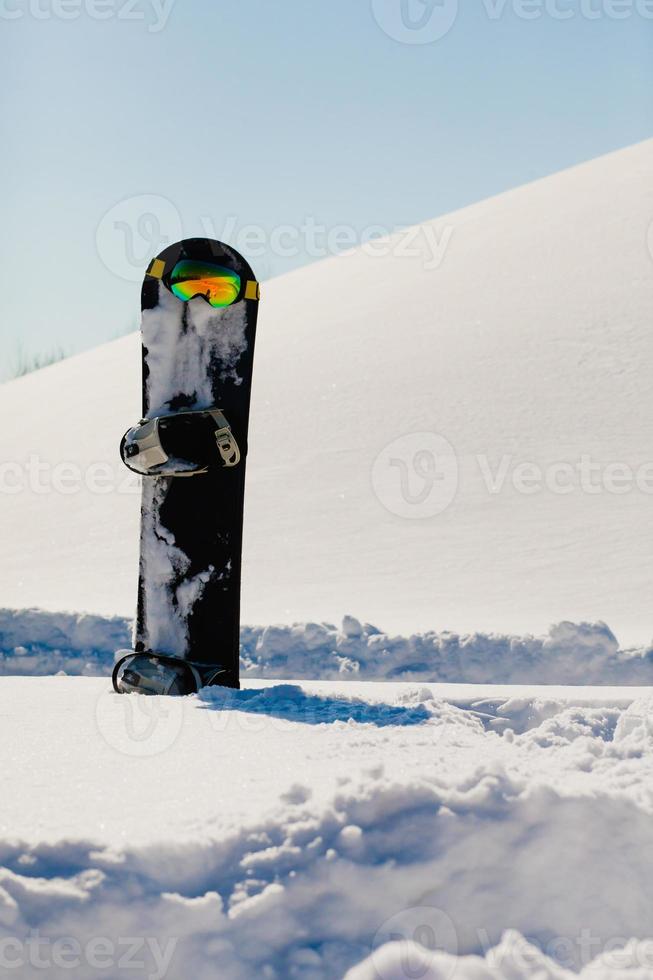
[1,607,653,685]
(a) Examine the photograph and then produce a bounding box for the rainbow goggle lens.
[147,257,259,308]
[169,259,241,308]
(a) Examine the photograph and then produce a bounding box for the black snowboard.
[113,238,260,695]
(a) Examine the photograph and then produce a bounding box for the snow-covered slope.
[4,146,653,978]
[2,676,653,978]
[2,141,653,648]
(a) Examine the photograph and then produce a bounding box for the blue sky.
[1,0,651,377]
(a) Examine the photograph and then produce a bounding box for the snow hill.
[2,139,653,680]
[3,141,653,979]
[3,142,653,660]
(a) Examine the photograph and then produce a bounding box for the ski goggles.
[147,257,260,308]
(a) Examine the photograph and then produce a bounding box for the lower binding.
[112,651,238,696]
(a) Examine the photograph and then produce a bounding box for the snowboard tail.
[114,238,260,695]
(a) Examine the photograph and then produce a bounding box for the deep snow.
[2,676,653,979]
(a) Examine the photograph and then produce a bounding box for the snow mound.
[242,618,648,685]
[2,608,653,684]
[348,932,653,980]
[2,678,653,978]
[0,608,130,675]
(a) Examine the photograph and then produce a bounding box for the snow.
[2,143,653,978]
[139,478,207,657]
[2,676,653,978]
[348,933,653,980]
[1,141,653,645]
[142,280,250,415]
[4,608,653,685]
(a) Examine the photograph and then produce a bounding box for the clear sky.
[1,0,651,377]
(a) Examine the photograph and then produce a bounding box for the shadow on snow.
[197,683,431,728]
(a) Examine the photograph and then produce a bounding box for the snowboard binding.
[121,408,241,478]
[112,651,236,696]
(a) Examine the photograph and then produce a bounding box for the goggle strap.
[147,258,166,279]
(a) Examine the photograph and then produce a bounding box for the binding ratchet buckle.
[120,408,241,477]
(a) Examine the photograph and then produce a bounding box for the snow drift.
[2,677,653,978]
[1,141,653,645]
[2,607,653,685]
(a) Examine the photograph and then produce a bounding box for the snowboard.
[113,238,260,696]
